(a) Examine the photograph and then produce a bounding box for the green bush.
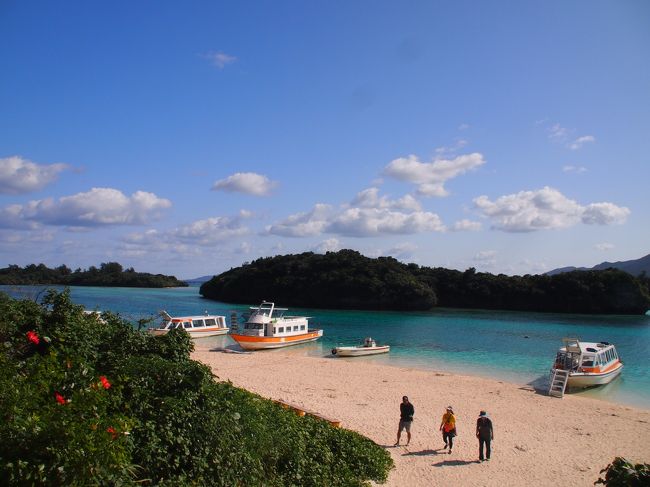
[0,289,393,485]
[595,457,650,486]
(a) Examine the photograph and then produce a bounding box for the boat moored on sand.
[550,338,623,393]
[332,337,390,357]
[149,311,229,338]
[229,301,323,350]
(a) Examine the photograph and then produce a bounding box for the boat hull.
[230,329,323,350]
[333,346,390,357]
[149,327,229,338]
[556,363,624,389]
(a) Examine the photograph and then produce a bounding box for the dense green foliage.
[0,290,393,486]
[0,262,187,288]
[200,250,650,314]
[595,457,650,486]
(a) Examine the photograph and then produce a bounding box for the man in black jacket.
[395,396,414,446]
[476,411,494,461]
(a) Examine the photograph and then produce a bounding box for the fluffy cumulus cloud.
[326,207,444,237]
[473,186,630,232]
[212,172,277,196]
[383,152,485,197]
[267,187,446,238]
[0,156,70,194]
[0,188,171,229]
[350,187,421,211]
[265,204,331,237]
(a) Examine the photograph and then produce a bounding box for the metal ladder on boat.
[549,369,570,398]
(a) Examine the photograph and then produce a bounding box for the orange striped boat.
[230,301,323,350]
[551,337,623,389]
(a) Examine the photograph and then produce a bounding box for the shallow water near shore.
[4,284,650,408]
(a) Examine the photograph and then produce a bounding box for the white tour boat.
[550,338,623,392]
[332,337,390,357]
[229,301,323,350]
[149,311,229,338]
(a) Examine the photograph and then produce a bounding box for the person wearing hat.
[395,395,414,446]
[476,410,494,461]
[439,406,457,454]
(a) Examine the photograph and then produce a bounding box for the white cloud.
[0,156,69,194]
[313,238,341,254]
[0,188,171,229]
[569,135,595,150]
[326,207,445,237]
[383,152,485,197]
[203,51,237,69]
[265,204,331,237]
[385,242,417,260]
[212,172,277,196]
[474,186,630,232]
[125,214,250,249]
[458,123,470,131]
[350,187,421,211]
[595,242,614,251]
[451,219,482,232]
[581,202,630,225]
[562,165,587,174]
[548,123,568,140]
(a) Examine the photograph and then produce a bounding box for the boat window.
[293,325,299,331]
[183,321,192,329]
[278,327,284,333]
[205,318,216,326]
[192,320,205,327]
[300,325,305,330]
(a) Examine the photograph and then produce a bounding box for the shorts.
[398,420,412,432]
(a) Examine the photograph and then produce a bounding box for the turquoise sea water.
[4,285,650,408]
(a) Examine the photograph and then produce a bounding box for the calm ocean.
[4,285,650,408]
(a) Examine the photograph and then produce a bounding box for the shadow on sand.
[432,459,481,467]
[402,448,447,457]
[519,375,550,396]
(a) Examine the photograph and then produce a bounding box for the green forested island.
[200,250,650,315]
[0,262,187,288]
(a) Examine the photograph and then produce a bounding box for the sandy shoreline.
[192,345,650,487]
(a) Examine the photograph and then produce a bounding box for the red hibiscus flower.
[26,330,40,345]
[99,376,111,390]
[55,392,66,405]
[106,426,118,439]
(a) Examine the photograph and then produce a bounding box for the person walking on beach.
[395,396,414,446]
[476,410,494,461]
[439,406,456,454]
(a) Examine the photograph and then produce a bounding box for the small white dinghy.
[332,337,390,357]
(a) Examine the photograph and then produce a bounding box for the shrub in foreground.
[0,290,393,485]
[595,457,650,486]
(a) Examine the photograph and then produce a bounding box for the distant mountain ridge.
[547,253,650,276]
[184,275,214,284]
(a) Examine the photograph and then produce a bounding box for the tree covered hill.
[0,262,188,288]
[200,250,650,315]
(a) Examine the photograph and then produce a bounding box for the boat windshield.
[245,323,263,330]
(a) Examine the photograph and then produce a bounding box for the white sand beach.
[192,345,650,487]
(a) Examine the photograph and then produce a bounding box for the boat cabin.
[159,313,227,332]
[554,338,620,373]
[240,301,310,337]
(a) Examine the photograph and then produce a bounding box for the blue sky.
[1,1,649,279]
